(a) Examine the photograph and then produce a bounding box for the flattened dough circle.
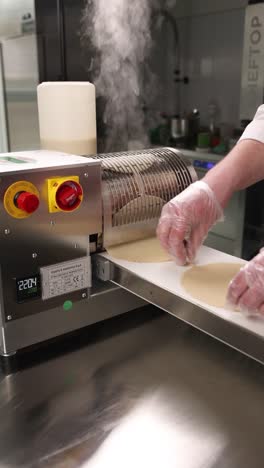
[107,237,171,263]
[181,262,244,308]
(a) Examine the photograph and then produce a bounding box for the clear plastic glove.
[227,249,264,317]
[157,181,223,265]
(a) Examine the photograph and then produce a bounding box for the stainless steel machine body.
[0,151,103,355]
[0,146,263,366]
[0,147,196,356]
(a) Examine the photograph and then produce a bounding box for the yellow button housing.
[46,176,83,213]
[4,181,40,219]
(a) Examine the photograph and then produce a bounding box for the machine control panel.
[3,176,84,218]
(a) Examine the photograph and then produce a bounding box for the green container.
[197,132,210,148]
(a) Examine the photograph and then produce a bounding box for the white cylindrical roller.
[37,82,97,155]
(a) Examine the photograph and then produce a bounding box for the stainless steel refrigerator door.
[1,34,40,151]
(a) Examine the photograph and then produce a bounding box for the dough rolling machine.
[0,147,263,365]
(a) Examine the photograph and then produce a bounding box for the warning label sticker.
[40,257,91,300]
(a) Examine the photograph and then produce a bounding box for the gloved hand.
[227,249,264,317]
[157,181,223,265]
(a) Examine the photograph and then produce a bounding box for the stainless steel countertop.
[0,306,263,468]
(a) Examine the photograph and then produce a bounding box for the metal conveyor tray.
[95,246,264,365]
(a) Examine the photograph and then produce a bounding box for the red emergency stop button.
[56,180,83,211]
[15,191,40,214]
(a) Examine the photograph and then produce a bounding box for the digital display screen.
[16,274,41,303]
[193,160,216,170]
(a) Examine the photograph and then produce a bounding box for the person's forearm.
[203,139,264,208]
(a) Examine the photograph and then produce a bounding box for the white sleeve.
[240,105,264,144]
